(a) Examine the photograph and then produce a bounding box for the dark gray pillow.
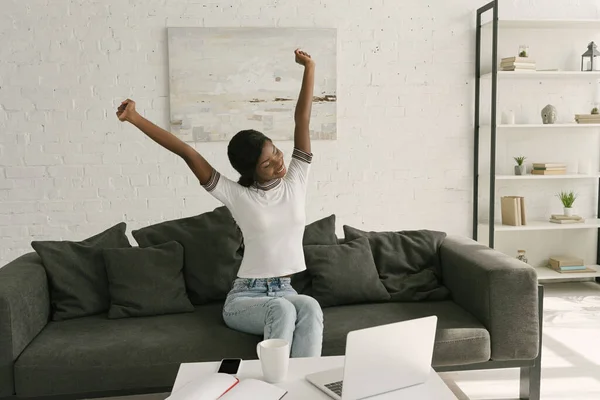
[103,241,194,319]
[343,226,450,302]
[303,214,338,245]
[293,215,339,295]
[303,237,390,308]
[31,222,132,321]
[132,207,243,305]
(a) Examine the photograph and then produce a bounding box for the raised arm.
[116,99,213,185]
[293,49,315,154]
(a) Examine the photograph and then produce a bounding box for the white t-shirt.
[202,148,312,278]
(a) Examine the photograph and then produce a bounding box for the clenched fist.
[116,99,138,123]
[295,49,314,67]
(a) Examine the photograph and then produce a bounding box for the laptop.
[305,316,437,400]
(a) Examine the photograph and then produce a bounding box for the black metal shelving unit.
[472,2,600,285]
[473,0,498,247]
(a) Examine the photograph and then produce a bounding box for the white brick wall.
[1,0,599,266]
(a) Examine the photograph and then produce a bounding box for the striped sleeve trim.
[201,169,221,192]
[292,148,313,164]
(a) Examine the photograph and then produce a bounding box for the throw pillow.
[303,237,390,308]
[132,207,243,305]
[31,222,132,321]
[103,241,194,319]
[303,214,338,245]
[292,215,339,295]
[343,225,450,302]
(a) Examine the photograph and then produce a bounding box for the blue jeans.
[223,277,324,358]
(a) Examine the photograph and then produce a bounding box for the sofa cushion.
[343,226,450,302]
[31,222,132,321]
[322,301,491,367]
[13,304,261,397]
[303,214,338,246]
[304,237,390,308]
[103,241,194,319]
[292,215,339,295]
[132,207,243,305]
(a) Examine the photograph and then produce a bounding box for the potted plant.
[514,156,526,175]
[592,107,599,115]
[557,190,577,216]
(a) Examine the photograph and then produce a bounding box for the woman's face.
[255,141,286,183]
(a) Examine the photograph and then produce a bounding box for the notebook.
[166,373,287,400]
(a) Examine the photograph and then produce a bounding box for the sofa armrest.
[440,235,539,361]
[0,252,50,397]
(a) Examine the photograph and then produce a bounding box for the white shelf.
[482,19,600,30]
[482,71,600,79]
[480,219,600,232]
[534,264,600,282]
[495,173,600,180]
[481,124,600,130]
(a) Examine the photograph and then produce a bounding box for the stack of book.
[548,256,594,273]
[501,196,526,226]
[575,114,600,124]
[549,214,585,224]
[501,56,536,71]
[531,163,566,175]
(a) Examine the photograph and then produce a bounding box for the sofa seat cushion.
[322,301,491,367]
[13,304,259,397]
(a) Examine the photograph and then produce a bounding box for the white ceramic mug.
[256,339,290,383]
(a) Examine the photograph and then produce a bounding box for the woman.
[116,49,323,358]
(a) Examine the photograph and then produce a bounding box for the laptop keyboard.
[325,380,343,396]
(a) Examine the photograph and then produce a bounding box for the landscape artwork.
[167,27,337,142]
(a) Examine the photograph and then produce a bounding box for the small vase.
[564,207,573,216]
[515,165,526,175]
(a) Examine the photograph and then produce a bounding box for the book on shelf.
[548,265,595,273]
[547,256,596,273]
[575,114,600,123]
[531,169,566,175]
[500,62,536,68]
[502,66,537,71]
[549,255,584,267]
[550,214,583,221]
[501,196,526,226]
[549,218,585,224]
[166,373,287,400]
[501,56,536,64]
[533,167,567,171]
[532,163,567,169]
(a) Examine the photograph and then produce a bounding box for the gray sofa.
[0,233,542,400]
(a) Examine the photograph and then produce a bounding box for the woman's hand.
[116,99,139,123]
[294,49,314,68]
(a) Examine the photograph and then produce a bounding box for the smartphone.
[218,358,242,375]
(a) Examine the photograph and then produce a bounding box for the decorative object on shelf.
[502,109,515,124]
[581,41,600,71]
[532,162,566,175]
[577,158,593,175]
[516,250,528,264]
[519,45,529,58]
[500,56,535,72]
[549,214,585,224]
[557,190,577,216]
[513,156,526,175]
[501,196,526,226]
[541,104,557,124]
[592,107,599,115]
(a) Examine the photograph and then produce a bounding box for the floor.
[95,282,600,400]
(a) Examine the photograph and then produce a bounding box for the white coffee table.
[172,356,458,399]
